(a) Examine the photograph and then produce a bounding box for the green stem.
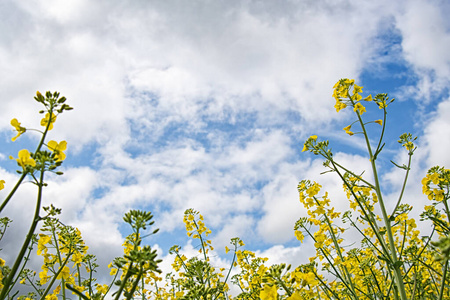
[39,254,72,300]
[126,268,143,300]
[373,107,387,161]
[354,105,407,300]
[315,197,358,298]
[276,274,292,297]
[193,219,211,288]
[329,158,391,259]
[302,226,355,295]
[0,173,27,213]
[113,263,134,300]
[437,260,448,300]
[328,160,375,189]
[0,167,45,300]
[391,153,413,216]
[7,240,35,296]
[223,249,237,287]
[50,221,66,299]
[77,264,82,300]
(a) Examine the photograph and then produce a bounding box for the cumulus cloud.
[395,0,450,102]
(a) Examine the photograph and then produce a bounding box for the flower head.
[343,125,354,136]
[47,140,67,161]
[260,284,278,300]
[10,149,36,169]
[11,118,26,141]
[56,266,71,280]
[364,94,373,101]
[0,180,4,190]
[353,84,363,94]
[41,112,57,130]
[37,234,52,256]
[353,102,366,115]
[334,100,347,112]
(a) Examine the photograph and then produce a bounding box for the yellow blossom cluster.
[31,218,92,299]
[333,78,371,114]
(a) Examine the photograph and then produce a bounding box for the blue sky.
[1,0,450,282]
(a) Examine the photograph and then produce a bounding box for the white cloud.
[422,98,450,167]
[395,0,450,101]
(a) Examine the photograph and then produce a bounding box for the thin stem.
[0,173,27,213]
[8,240,35,296]
[223,249,237,287]
[0,167,45,300]
[438,260,449,300]
[126,269,143,300]
[329,159,391,259]
[113,263,134,300]
[355,106,407,300]
[39,254,72,300]
[391,153,413,216]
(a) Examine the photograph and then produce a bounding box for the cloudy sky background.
[1,0,450,286]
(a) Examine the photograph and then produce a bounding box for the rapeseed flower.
[260,284,277,300]
[10,118,26,141]
[353,102,366,115]
[343,125,354,136]
[56,266,71,280]
[41,112,56,130]
[9,149,36,168]
[47,140,67,161]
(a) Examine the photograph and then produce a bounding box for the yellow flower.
[378,100,387,109]
[225,246,230,254]
[0,180,4,190]
[353,84,363,94]
[343,125,354,136]
[57,266,71,280]
[353,102,366,115]
[96,284,109,294]
[71,252,83,266]
[364,94,373,101]
[374,119,383,125]
[39,268,51,285]
[10,118,26,141]
[403,141,414,151]
[334,100,347,112]
[53,285,61,295]
[108,262,118,275]
[0,258,5,266]
[41,112,57,130]
[260,285,278,300]
[10,149,36,168]
[287,292,302,300]
[47,140,67,161]
[295,230,304,242]
[37,234,51,256]
[45,294,58,300]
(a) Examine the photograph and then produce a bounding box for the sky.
[1,0,450,287]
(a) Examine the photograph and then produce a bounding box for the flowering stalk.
[0,163,45,300]
[0,91,71,300]
[302,79,410,300]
